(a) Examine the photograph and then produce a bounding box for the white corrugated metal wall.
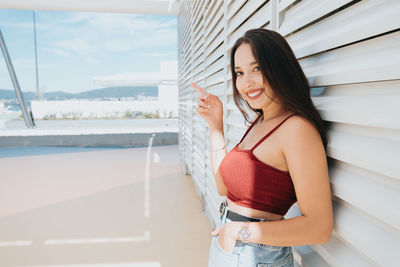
[177,0,400,266]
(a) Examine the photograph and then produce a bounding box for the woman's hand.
[191,83,223,129]
[211,222,240,254]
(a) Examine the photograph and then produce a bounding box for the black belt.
[219,201,263,222]
[226,209,263,222]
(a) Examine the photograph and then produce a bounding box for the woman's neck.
[260,104,289,123]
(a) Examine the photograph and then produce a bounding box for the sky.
[0,9,177,93]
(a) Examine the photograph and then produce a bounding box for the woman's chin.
[248,102,263,110]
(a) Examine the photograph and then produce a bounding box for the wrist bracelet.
[238,222,251,241]
[211,145,226,152]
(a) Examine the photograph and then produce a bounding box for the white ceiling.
[0,0,180,15]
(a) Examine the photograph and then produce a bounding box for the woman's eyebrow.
[234,61,258,69]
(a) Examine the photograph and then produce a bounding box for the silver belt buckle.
[219,200,227,216]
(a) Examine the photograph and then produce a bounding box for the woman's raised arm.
[191,83,227,196]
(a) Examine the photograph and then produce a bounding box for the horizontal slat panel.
[226,111,248,128]
[312,234,376,267]
[204,0,217,20]
[205,56,223,78]
[193,130,205,143]
[313,94,400,129]
[205,45,223,67]
[227,0,266,35]
[287,0,400,58]
[192,70,204,84]
[191,173,203,195]
[330,160,400,231]
[205,1,223,35]
[192,151,204,167]
[192,53,204,70]
[205,69,224,87]
[327,127,400,179]
[205,27,224,54]
[227,0,246,20]
[279,0,352,36]
[205,82,225,97]
[227,1,272,50]
[302,32,400,86]
[332,200,400,267]
[192,37,204,56]
[278,0,297,12]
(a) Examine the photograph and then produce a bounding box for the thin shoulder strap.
[238,113,262,144]
[250,114,295,152]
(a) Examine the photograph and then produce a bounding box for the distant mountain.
[0,89,36,100]
[73,86,158,99]
[0,86,158,100]
[0,86,158,111]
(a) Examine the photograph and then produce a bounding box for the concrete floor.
[0,145,212,267]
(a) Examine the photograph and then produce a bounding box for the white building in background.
[31,61,178,119]
[0,101,20,128]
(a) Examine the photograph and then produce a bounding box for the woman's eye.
[235,68,258,76]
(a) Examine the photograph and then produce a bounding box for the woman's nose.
[241,73,255,89]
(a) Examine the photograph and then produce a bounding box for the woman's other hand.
[211,222,240,254]
[191,83,223,129]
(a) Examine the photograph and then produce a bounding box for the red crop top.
[219,114,297,216]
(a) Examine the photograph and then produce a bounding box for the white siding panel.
[226,0,246,20]
[328,127,399,180]
[302,31,400,87]
[205,82,225,97]
[314,95,400,129]
[287,0,400,58]
[205,29,224,58]
[312,234,378,267]
[227,1,272,50]
[205,69,224,87]
[205,56,223,78]
[279,0,353,36]
[178,0,400,266]
[227,0,266,35]
[278,0,297,13]
[333,200,400,266]
[206,44,223,66]
[204,0,223,30]
[330,160,400,230]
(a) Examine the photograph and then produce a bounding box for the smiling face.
[234,43,276,110]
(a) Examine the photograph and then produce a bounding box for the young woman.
[191,28,333,267]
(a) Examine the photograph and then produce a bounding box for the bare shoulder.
[283,115,318,132]
[279,115,323,149]
[279,115,327,180]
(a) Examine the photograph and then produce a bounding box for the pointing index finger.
[191,83,208,97]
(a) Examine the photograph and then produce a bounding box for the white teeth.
[248,90,262,97]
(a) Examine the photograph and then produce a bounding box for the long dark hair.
[230,28,328,148]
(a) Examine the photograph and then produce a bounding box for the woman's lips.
[246,88,264,100]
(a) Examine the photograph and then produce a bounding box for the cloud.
[140,52,171,57]
[103,41,133,52]
[48,48,72,58]
[39,12,177,58]
[0,58,63,70]
[53,39,94,55]
[0,21,33,29]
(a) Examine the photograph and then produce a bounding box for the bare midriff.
[227,198,284,221]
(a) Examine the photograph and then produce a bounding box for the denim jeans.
[208,206,294,267]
